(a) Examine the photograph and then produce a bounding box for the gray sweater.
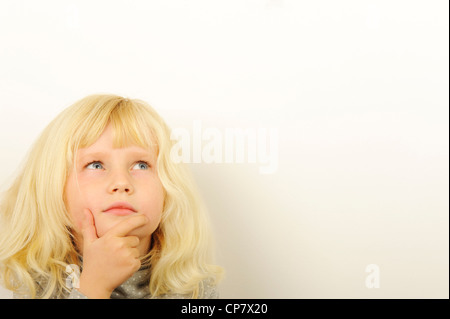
[14,265,219,299]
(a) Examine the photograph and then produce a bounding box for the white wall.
[0,0,448,298]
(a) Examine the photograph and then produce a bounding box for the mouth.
[103,202,137,216]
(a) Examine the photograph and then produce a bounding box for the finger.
[122,236,140,248]
[104,214,148,238]
[130,247,140,259]
[81,208,98,245]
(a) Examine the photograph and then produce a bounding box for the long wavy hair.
[0,94,223,298]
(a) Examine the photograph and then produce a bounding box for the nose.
[108,171,134,194]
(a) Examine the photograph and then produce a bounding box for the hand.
[77,208,148,299]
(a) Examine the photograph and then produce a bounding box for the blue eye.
[86,161,104,170]
[133,161,150,170]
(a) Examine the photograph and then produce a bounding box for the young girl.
[0,94,224,298]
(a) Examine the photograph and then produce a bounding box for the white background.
[0,0,448,298]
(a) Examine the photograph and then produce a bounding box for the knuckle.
[133,215,147,225]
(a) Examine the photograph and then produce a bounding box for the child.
[0,94,224,298]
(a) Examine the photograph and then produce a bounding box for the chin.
[95,216,156,238]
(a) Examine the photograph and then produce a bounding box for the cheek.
[140,187,165,230]
[64,178,84,231]
[64,176,97,232]
[131,181,165,236]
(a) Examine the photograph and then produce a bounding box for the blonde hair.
[0,94,223,298]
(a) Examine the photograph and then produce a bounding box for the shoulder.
[199,278,219,299]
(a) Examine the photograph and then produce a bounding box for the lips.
[103,202,137,216]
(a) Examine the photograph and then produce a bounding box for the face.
[65,123,165,249]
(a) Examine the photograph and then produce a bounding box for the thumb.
[81,208,98,245]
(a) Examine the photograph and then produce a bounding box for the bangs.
[109,100,157,151]
[70,98,159,164]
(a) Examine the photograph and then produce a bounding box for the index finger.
[104,214,148,238]
[81,208,99,244]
